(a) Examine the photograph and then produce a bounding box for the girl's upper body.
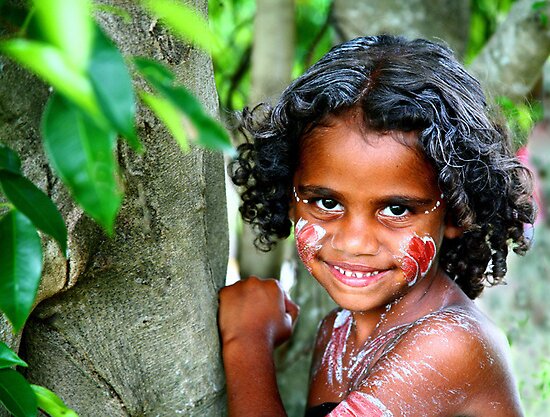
[218,35,535,417]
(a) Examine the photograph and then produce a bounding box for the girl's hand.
[218,277,300,350]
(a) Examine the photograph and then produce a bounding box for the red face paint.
[398,234,436,285]
[295,218,326,272]
[328,391,393,417]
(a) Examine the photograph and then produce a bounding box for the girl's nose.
[329,215,380,256]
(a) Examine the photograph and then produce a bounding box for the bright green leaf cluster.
[141,0,222,57]
[135,58,234,155]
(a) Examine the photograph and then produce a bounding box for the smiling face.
[291,113,461,313]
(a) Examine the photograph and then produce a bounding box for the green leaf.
[0,40,102,122]
[88,26,141,152]
[0,172,67,255]
[0,210,42,333]
[42,94,121,235]
[33,0,93,71]
[0,144,22,174]
[0,369,37,417]
[133,57,175,86]
[141,0,221,55]
[139,91,189,152]
[135,59,233,154]
[31,385,79,417]
[0,342,27,369]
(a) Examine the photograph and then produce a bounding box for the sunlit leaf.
[0,342,27,369]
[94,4,132,24]
[31,385,79,417]
[135,59,233,154]
[33,0,93,71]
[0,210,42,333]
[139,91,189,152]
[0,369,37,417]
[89,26,141,152]
[0,144,22,174]
[141,0,221,55]
[42,94,121,235]
[133,57,175,86]
[0,40,102,122]
[0,172,67,255]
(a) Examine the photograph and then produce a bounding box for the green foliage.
[466,0,516,64]
[496,96,543,146]
[31,386,78,417]
[42,94,121,234]
[0,172,67,255]
[0,369,37,417]
[0,210,42,333]
[88,26,140,152]
[135,58,233,154]
[0,342,28,369]
[141,0,221,55]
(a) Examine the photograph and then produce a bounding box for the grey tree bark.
[236,0,295,280]
[469,0,550,102]
[1,1,228,416]
[332,0,471,58]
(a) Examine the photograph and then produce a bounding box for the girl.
[218,35,535,417]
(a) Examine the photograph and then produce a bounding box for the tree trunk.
[332,0,471,58]
[236,0,295,280]
[2,1,228,416]
[469,0,550,102]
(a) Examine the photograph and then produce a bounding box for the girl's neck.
[350,268,460,346]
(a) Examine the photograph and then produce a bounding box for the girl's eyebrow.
[298,185,435,206]
[297,185,339,198]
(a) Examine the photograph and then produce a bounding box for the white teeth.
[334,265,380,278]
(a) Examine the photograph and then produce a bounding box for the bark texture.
[332,0,471,58]
[469,0,550,102]
[236,0,295,279]
[2,1,228,416]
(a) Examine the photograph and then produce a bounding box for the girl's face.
[291,115,461,313]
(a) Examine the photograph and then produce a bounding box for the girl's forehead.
[295,117,439,197]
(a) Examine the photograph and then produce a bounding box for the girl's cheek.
[396,233,437,286]
[295,218,327,272]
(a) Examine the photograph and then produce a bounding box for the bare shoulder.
[360,305,524,416]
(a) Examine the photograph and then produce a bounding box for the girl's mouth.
[326,262,389,287]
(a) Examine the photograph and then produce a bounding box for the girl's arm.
[218,277,299,417]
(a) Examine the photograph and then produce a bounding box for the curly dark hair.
[229,35,536,299]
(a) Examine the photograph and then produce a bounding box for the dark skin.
[219,113,524,417]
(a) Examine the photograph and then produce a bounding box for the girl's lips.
[325,261,390,288]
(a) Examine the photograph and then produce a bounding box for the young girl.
[218,35,535,417]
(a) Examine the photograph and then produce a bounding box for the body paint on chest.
[328,391,393,417]
[321,309,353,386]
[397,234,436,286]
[295,218,326,272]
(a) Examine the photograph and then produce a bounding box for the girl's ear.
[443,211,464,239]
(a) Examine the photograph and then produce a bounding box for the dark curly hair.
[229,35,536,299]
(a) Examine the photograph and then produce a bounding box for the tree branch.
[470,0,550,102]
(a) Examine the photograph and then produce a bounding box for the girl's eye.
[314,198,343,212]
[380,205,410,217]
